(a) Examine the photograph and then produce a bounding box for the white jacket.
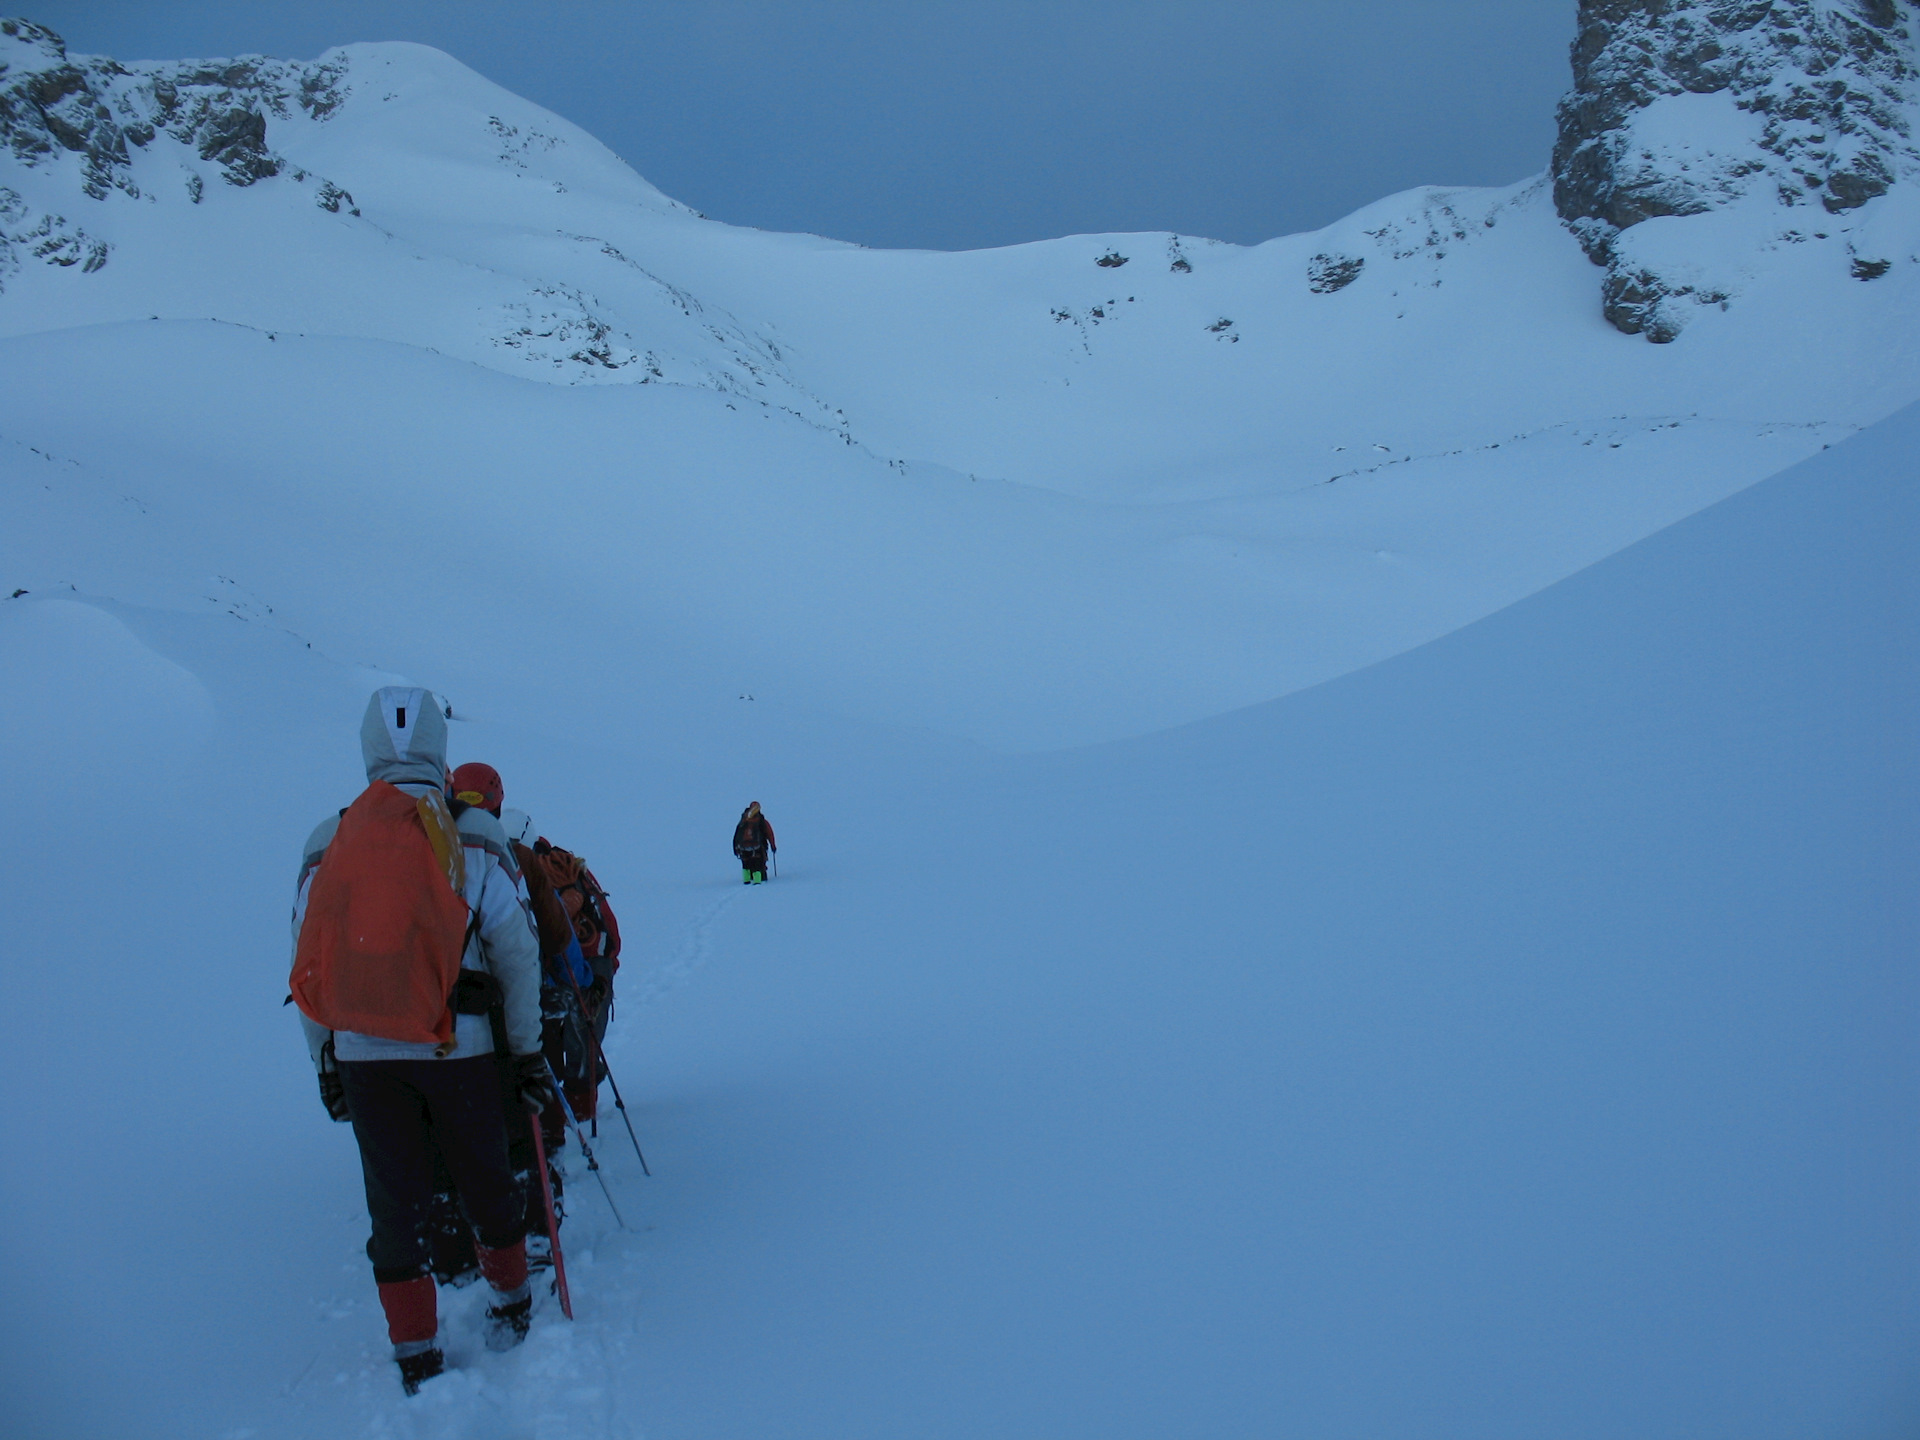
[290,687,542,1067]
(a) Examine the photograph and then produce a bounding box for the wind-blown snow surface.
[2,395,1916,1439]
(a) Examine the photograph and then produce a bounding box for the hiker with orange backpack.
[289,689,551,1395]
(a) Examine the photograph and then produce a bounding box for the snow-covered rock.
[1554,0,1920,339]
[0,18,348,280]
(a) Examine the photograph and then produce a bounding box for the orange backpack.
[538,843,620,971]
[290,781,472,1045]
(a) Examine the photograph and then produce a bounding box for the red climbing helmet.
[450,761,503,813]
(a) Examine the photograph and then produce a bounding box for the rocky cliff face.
[0,18,348,289]
[1553,0,1918,340]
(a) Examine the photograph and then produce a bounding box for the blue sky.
[28,1,1576,250]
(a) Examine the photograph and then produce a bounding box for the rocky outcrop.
[0,18,350,286]
[1307,253,1364,294]
[0,182,104,292]
[0,19,348,196]
[1552,0,1918,340]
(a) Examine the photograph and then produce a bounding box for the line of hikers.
[289,686,781,1394]
[287,688,623,1394]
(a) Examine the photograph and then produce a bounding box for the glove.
[318,1068,350,1123]
[512,1052,558,1114]
[584,977,610,1016]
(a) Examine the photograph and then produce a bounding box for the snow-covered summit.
[1554,0,1920,339]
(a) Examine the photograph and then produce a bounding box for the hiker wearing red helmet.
[437,768,617,1280]
[451,761,503,815]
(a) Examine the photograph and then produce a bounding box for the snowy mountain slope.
[1,10,1916,1437]
[3,15,1920,746]
[2,382,1912,1440]
[0,318,1861,750]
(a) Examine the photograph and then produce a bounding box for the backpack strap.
[431,887,487,1057]
[459,897,482,962]
[577,868,618,964]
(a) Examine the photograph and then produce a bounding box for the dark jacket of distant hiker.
[733,806,775,862]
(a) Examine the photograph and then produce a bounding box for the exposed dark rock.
[315,179,358,214]
[1601,265,1728,343]
[0,184,108,291]
[1095,251,1128,267]
[1307,253,1365,294]
[1552,0,1918,339]
[1824,154,1892,210]
[1852,254,1893,277]
[0,21,355,287]
[195,105,277,184]
[0,19,349,198]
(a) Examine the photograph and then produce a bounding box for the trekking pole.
[771,851,777,880]
[547,1060,626,1229]
[528,1116,574,1320]
[595,1051,652,1177]
[558,968,650,1177]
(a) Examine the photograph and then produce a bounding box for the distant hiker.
[733,801,776,884]
[289,689,552,1394]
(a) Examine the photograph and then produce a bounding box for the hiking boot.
[484,1284,534,1352]
[395,1344,445,1395]
[525,1231,553,1272]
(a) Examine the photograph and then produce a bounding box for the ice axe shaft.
[529,1116,573,1320]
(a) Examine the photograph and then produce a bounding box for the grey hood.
[359,686,450,789]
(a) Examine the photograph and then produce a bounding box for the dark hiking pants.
[424,1054,560,1279]
[339,1055,525,1282]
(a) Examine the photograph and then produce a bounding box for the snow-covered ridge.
[0,19,846,421]
[3,13,1920,748]
[1554,0,1920,339]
